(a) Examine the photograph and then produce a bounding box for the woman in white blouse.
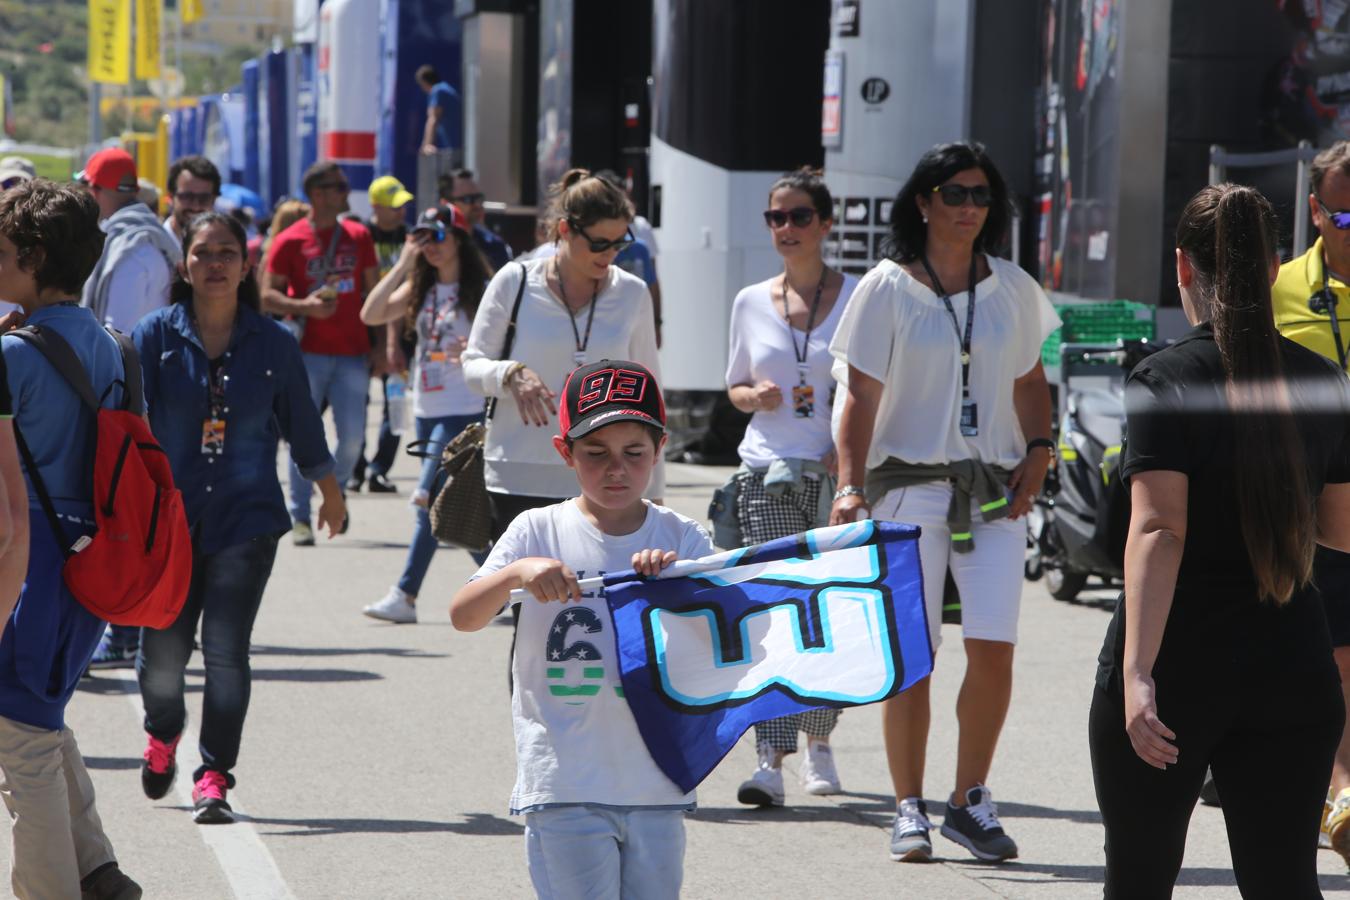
[462,169,663,534]
[724,168,858,808]
[829,142,1059,865]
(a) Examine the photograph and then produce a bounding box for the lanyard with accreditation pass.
[781,269,826,418]
[920,253,979,437]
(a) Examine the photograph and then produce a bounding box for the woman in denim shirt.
[133,212,345,825]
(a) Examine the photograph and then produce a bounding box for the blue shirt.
[3,304,125,509]
[133,302,335,555]
[615,239,658,288]
[0,304,124,729]
[428,82,461,150]
[473,224,512,271]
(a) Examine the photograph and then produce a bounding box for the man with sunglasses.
[1273,140,1350,864]
[163,155,221,243]
[263,161,380,545]
[438,169,512,270]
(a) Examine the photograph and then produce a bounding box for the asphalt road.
[5,447,1349,898]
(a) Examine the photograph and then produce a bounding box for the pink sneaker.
[141,733,180,800]
[191,770,233,824]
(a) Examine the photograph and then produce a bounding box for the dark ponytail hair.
[405,226,492,339]
[767,166,834,221]
[170,211,261,311]
[1176,183,1314,605]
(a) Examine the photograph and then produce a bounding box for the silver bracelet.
[832,485,866,502]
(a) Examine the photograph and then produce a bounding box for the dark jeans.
[1089,671,1343,899]
[352,373,402,483]
[138,534,279,783]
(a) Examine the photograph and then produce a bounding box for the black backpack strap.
[9,327,100,413]
[12,422,72,560]
[104,326,144,415]
[485,262,529,422]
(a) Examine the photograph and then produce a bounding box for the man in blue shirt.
[417,65,461,157]
[438,168,513,270]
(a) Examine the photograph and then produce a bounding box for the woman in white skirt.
[829,142,1059,864]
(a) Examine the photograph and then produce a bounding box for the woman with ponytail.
[1089,183,1350,896]
[462,168,663,534]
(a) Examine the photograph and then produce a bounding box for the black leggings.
[1089,673,1343,899]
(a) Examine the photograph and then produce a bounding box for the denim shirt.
[134,302,335,554]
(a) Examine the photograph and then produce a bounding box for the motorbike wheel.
[1024,554,1043,581]
[1046,567,1089,602]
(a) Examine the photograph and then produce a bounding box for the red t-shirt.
[266,217,378,356]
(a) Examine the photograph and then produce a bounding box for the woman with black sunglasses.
[723,167,859,808]
[829,142,1059,864]
[358,204,493,623]
[462,168,663,534]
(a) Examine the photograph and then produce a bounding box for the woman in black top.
[1089,183,1350,897]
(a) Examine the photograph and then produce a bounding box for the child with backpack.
[133,212,344,824]
[0,180,143,899]
[451,360,712,900]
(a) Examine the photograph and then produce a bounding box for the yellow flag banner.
[88,0,131,85]
[135,0,162,81]
[181,0,204,25]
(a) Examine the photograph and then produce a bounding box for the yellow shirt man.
[1274,237,1350,370]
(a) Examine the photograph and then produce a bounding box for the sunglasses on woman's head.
[763,207,817,229]
[569,219,635,253]
[932,184,993,208]
[1318,197,1350,230]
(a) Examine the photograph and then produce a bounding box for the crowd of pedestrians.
[0,122,1344,899]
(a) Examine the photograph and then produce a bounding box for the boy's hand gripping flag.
[600,520,931,793]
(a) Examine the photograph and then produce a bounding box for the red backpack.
[11,325,192,629]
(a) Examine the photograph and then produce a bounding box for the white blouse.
[725,274,857,466]
[828,256,1060,470]
[462,259,664,498]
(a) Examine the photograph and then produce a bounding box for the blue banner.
[603,521,932,793]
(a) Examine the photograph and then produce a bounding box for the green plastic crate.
[1041,300,1156,367]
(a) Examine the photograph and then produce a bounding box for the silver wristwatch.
[832,485,866,502]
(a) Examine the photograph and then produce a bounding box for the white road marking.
[111,671,298,900]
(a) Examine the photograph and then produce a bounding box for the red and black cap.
[559,360,666,440]
[413,204,469,236]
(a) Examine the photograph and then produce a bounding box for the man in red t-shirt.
[262,161,380,545]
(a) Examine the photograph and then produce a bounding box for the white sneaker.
[800,739,841,795]
[736,743,785,806]
[363,587,417,624]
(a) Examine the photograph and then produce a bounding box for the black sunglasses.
[932,183,993,208]
[0,177,24,191]
[569,219,635,253]
[412,224,448,244]
[315,180,350,194]
[763,207,817,228]
[1318,197,1350,230]
[451,192,485,205]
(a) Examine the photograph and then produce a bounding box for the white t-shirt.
[101,242,172,332]
[411,283,481,418]
[473,499,714,813]
[828,256,1060,470]
[462,259,664,498]
[725,274,858,467]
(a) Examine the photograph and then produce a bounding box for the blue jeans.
[524,806,685,900]
[288,352,369,524]
[138,534,279,781]
[397,412,485,597]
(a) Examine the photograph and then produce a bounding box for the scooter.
[1025,340,1161,602]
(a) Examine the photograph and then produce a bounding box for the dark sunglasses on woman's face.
[569,219,635,253]
[763,207,817,229]
[316,180,350,194]
[932,183,993,208]
[412,224,448,244]
[1318,197,1350,230]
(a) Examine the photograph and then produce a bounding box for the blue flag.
[602,520,932,793]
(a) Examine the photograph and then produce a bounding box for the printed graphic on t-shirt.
[542,570,624,706]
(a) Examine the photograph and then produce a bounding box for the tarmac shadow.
[689,804,889,829]
[251,644,447,660]
[242,812,522,837]
[81,756,141,771]
[186,667,383,684]
[993,800,1102,825]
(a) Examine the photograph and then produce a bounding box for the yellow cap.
[368,175,414,209]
